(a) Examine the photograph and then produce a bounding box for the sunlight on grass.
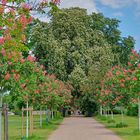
[95,115,140,140]
[2,115,63,140]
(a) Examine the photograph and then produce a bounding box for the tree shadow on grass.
[116,131,133,137]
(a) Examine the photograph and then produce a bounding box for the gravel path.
[48,116,122,140]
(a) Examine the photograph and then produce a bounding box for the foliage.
[28,7,134,111]
[96,115,140,140]
[107,119,116,124]
[126,104,138,116]
[96,50,140,129]
[79,93,97,117]
[3,115,62,140]
[116,122,128,128]
[0,0,72,112]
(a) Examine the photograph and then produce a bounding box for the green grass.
[95,115,140,140]
[2,115,63,140]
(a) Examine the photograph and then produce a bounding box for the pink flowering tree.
[40,75,72,118]
[97,65,132,125]
[97,50,140,128]
[0,0,60,138]
[127,50,140,130]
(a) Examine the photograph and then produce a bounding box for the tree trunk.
[103,109,105,116]
[26,101,29,138]
[107,108,110,116]
[46,107,48,124]
[121,107,124,124]
[0,96,2,140]
[105,109,108,118]
[138,97,140,131]
[40,107,42,128]
[51,110,54,119]
[4,104,8,140]
[100,106,103,116]
[111,110,114,120]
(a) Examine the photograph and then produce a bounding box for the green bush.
[107,119,115,123]
[126,105,138,116]
[132,129,140,135]
[116,122,128,128]
[97,116,107,121]
[113,109,121,114]
[80,95,97,117]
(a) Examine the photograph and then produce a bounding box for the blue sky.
[60,0,140,51]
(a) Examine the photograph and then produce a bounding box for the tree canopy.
[30,8,134,102]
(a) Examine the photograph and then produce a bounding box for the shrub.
[126,105,138,116]
[107,119,115,123]
[132,129,140,135]
[116,122,128,128]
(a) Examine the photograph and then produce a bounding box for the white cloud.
[98,0,140,16]
[135,0,140,15]
[98,0,140,8]
[99,0,132,8]
[33,0,97,22]
[60,0,97,14]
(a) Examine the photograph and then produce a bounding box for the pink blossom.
[11,69,15,73]
[116,71,121,75]
[51,0,60,5]
[27,55,36,62]
[35,69,39,72]
[22,3,31,11]
[137,63,140,68]
[43,70,47,75]
[128,62,132,67]
[13,74,20,81]
[130,55,133,60]
[120,79,125,83]
[40,65,44,69]
[120,83,125,88]
[8,61,12,65]
[105,90,109,95]
[128,69,132,73]
[4,34,12,41]
[126,77,131,81]
[0,37,5,45]
[35,90,39,94]
[132,77,137,81]
[132,49,139,58]
[2,0,7,6]
[20,58,25,63]
[5,73,10,80]
[18,15,27,29]
[8,8,15,17]
[1,48,6,56]
[20,83,26,88]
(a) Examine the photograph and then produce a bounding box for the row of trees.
[1,0,71,111]
[1,0,139,131]
[0,0,71,139]
[28,7,135,116]
[95,50,140,129]
[0,0,72,138]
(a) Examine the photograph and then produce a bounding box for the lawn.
[95,115,140,140]
[2,115,63,140]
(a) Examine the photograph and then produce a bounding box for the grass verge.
[2,115,63,140]
[95,115,140,140]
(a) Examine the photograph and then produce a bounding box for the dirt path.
[48,116,122,140]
